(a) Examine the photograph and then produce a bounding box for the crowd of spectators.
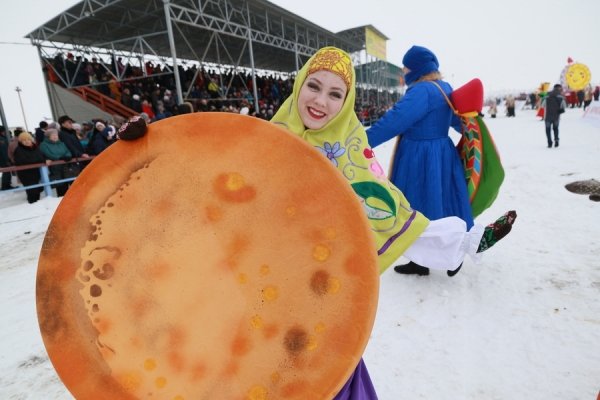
[1,52,400,203]
[43,51,399,123]
[0,115,120,202]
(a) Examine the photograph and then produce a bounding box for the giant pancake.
[36,113,379,399]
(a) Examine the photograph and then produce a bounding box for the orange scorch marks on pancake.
[222,359,240,377]
[214,172,256,203]
[129,335,144,350]
[263,323,279,340]
[189,361,207,382]
[152,197,174,217]
[166,326,187,347]
[36,271,68,340]
[205,204,224,222]
[231,331,252,357]
[343,252,371,277]
[95,317,112,334]
[147,262,171,280]
[223,234,251,270]
[167,350,186,373]
[280,379,309,398]
[129,295,152,319]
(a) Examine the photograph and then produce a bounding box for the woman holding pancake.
[270,46,516,398]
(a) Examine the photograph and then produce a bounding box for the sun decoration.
[307,48,353,89]
[560,62,592,91]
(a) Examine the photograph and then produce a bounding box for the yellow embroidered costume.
[272,47,429,273]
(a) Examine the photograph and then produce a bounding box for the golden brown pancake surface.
[37,113,379,400]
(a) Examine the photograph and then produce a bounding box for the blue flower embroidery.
[317,141,346,167]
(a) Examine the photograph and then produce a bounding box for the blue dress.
[367,80,474,229]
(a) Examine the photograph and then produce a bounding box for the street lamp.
[15,86,29,132]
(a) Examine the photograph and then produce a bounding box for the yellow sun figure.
[565,63,591,91]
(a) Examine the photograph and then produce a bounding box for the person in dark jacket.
[13,132,46,203]
[542,84,567,148]
[1,125,15,190]
[58,115,90,159]
[34,121,48,144]
[87,121,116,155]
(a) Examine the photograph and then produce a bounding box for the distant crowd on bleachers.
[2,52,401,203]
[43,52,399,124]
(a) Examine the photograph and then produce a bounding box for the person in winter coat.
[366,45,474,277]
[40,129,72,196]
[0,125,15,190]
[542,84,567,148]
[13,132,46,203]
[141,100,155,120]
[583,85,593,111]
[87,121,116,155]
[34,120,48,144]
[505,94,516,117]
[58,115,90,159]
[489,99,498,118]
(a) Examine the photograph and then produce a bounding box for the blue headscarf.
[402,45,439,85]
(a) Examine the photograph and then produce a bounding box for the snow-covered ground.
[1,103,599,399]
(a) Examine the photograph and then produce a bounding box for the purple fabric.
[332,358,378,400]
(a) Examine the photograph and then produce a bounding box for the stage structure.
[338,25,402,108]
[26,0,400,118]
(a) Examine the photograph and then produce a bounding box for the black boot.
[447,262,463,277]
[394,261,430,276]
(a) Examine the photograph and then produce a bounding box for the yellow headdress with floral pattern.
[271,47,429,273]
[306,47,353,90]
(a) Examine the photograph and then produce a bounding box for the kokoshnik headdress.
[306,47,353,90]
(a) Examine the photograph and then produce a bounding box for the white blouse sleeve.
[402,217,484,271]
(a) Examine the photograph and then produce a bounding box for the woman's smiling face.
[297,70,347,130]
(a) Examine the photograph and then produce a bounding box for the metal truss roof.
[26,0,363,73]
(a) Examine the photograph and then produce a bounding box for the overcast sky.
[1,0,599,129]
